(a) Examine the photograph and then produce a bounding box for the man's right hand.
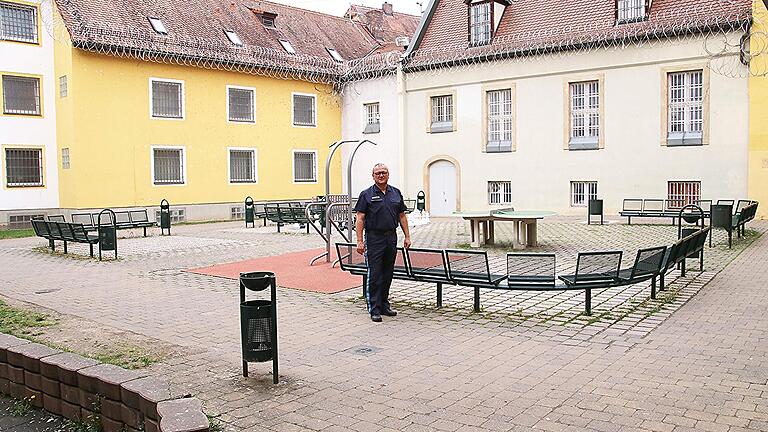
[356,242,365,255]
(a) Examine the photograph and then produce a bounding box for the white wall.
[403,35,749,215]
[0,0,59,212]
[340,75,406,198]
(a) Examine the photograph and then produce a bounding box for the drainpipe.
[396,59,407,197]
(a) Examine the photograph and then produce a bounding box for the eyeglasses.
[373,171,389,176]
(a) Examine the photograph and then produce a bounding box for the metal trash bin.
[160,199,171,236]
[245,196,255,228]
[417,190,426,213]
[240,271,278,383]
[587,199,603,225]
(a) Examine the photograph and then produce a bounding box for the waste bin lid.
[240,272,274,291]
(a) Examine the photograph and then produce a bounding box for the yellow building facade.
[750,0,768,218]
[54,21,342,215]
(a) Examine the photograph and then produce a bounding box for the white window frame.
[148,17,168,35]
[149,77,185,120]
[224,30,242,46]
[469,2,491,46]
[227,147,258,184]
[488,181,512,205]
[667,70,703,146]
[569,80,600,150]
[150,145,186,186]
[486,88,513,152]
[226,85,255,124]
[291,149,318,184]
[363,101,380,134]
[570,181,598,207]
[430,94,454,133]
[616,0,646,23]
[291,92,317,128]
[0,1,38,44]
[279,39,296,55]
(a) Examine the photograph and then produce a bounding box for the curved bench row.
[336,227,710,316]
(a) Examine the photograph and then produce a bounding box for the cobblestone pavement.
[0,395,69,431]
[1,217,766,431]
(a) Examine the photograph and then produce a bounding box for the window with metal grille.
[293,94,316,126]
[293,151,317,183]
[153,148,184,185]
[5,148,42,187]
[59,75,67,98]
[61,148,70,169]
[8,214,44,229]
[570,181,598,207]
[231,206,244,220]
[430,95,453,133]
[667,70,703,146]
[151,80,183,119]
[667,181,700,209]
[2,75,40,115]
[229,149,256,183]
[488,181,512,205]
[363,102,380,134]
[569,81,599,150]
[228,87,254,122]
[616,0,646,23]
[469,2,491,45]
[487,89,513,152]
[0,1,37,43]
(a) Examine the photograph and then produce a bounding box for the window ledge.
[568,139,599,151]
[430,123,454,133]
[363,123,381,134]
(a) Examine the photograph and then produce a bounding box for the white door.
[429,160,457,216]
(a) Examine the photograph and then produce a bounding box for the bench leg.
[64,241,68,254]
[243,360,248,378]
[681,259,686,277]
[277,223,282,233]
[651,277,657,300]
[728,231,732,249]
[660,273,665,291]
[89,244,94,258]
[473,287,480,313]
[263,217,267,227]
[143,227,147,237]
[627,216,631,225]
[436,283,442,308]
[585,288,592,316]
[709,229,712,247]
[700,249,704,271]
[49,239,55,251]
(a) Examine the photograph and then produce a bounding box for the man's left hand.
[404,237,411,249]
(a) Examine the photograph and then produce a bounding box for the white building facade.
[0,0,59,226]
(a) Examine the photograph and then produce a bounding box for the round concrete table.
[454,209,557,249]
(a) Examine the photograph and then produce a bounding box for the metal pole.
[346,140,378,245]
[324,140,356,263]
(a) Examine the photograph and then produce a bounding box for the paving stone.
[157,397,209,432]
[40,352,99,384]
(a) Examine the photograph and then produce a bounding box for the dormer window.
[260,12,277,28]
[279,39,295,55]
[148,17,167,35]
[616,0,648,24]
[326,48,344,62]
[224,30,243,46]
[469,2,491,45]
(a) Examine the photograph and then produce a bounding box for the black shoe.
[370,314,382,322]
[382,309,397,317]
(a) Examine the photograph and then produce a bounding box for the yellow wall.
[750,0,768,218]
[55,35,341,209]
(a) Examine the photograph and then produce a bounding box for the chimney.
[382,2,394,15]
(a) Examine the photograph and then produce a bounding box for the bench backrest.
[71,224,91,241]
[627,246,667,279]
[573,251,622,282]
[72,213,94,226]
[335,242,408,277]
[129,210,150,223]
[405,248,449,281]
[57,222,76,241]
[506,253,556,287]
[47,221,64,239]
[445,250,492,283]
[96,212,115,226]
[643,200,664,213]
[716,199,734,207]
[47,214,66,222]
[711,204,733,230]
[623,199,643,212]
[694,200,712,213]
[31,218,49,238]
[114,211,131,225]
[253,203,267,216]
[735,200,751,215]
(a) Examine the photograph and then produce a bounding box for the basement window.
[148,17,167,35]
[279,39,295,55]
[224,30,242,46]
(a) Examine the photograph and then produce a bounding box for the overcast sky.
[266,0,425,17]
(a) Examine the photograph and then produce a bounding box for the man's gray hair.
[372,163,388,173]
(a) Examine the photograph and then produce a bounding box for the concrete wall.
[750,0,768,218]
[403,35,750,216]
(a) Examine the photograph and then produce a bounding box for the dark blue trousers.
[365,230,397,316]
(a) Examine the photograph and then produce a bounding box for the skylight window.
[224,30,243,46]
[279,39,296,55]
[148,17,167,35]
[326,48,344,62]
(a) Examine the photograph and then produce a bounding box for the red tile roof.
[345,3,420,47]
[406,0,752,70]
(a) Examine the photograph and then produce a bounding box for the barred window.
[571,181,598,207]
[363,102,380,134]
[293,151,316,183]
[59,75,67,98]
[569,81,599,150]
[151,79,183,119]
[5,148,42,187]
[488,181,512,205]
[487,89,513,152]
[667,181,701,209]
[61,148,70,169]
[229,149,256,183]
[228,87,254,122]
[293,94,316,126]
[430,95,453,133]
[469,2,491,45]
[153,148,184,184]
[0,1,37,43]
[2,75,40,115]
[667,70,703,146]
[617,0,646,23]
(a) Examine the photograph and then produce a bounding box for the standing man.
[355,163,411,322]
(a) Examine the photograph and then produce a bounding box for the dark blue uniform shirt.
[354,184,408,232]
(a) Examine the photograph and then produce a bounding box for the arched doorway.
[428,160,457,216]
